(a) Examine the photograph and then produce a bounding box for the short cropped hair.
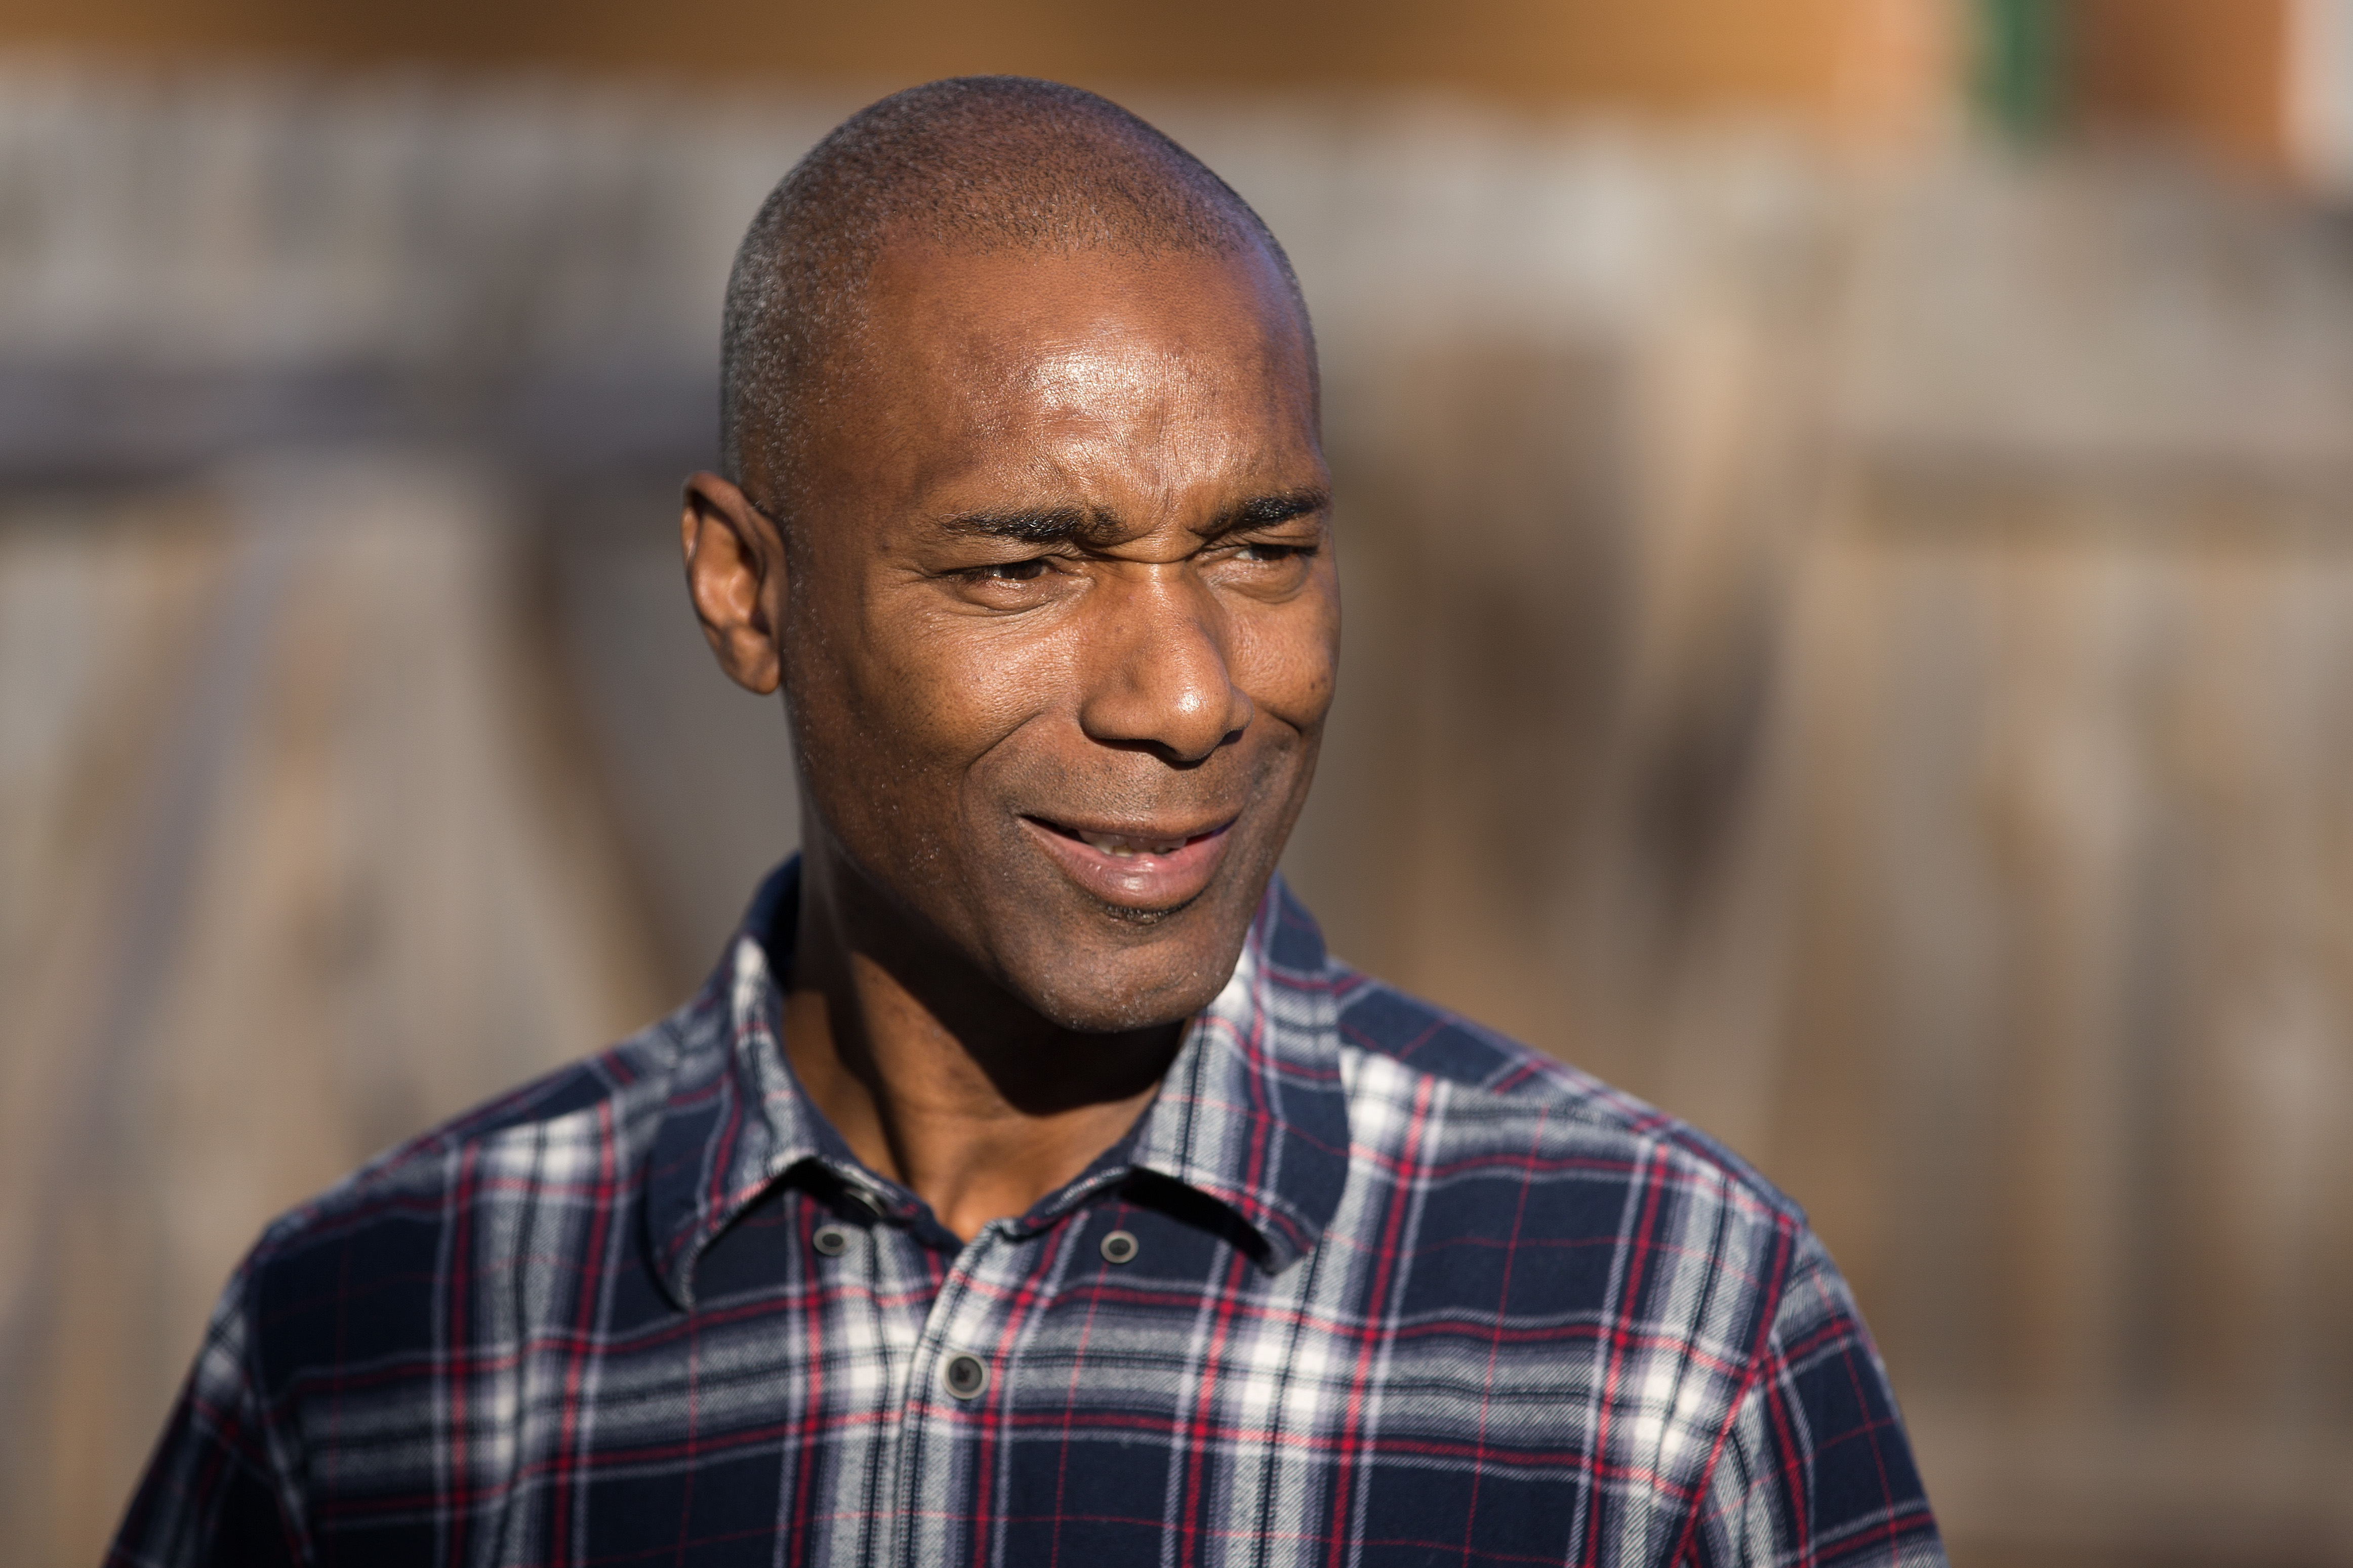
[719,76,1312,498]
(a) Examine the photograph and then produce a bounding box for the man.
[113,78,1942,1566]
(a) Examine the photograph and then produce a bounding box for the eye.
[980,558,1050,582]
[1239,541,1314,563]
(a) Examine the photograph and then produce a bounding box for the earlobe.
[681,471,787,696]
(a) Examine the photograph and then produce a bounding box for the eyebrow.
[939,506,1111,546]
[1218,488,1330,533]
[937,488,1330,547]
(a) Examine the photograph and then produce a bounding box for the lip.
[1020,813,1238,912]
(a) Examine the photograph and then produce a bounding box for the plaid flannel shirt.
[112,859,1943,1566]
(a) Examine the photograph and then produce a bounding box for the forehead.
[868,235,1300,343]
[815,242,1318,501]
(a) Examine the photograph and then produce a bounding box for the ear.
[681,471,788,695]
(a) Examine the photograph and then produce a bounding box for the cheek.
[840,597,1073,770]
[1231,575,1341,733]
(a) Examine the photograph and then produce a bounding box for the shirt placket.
[799,1190,931,1568]
[880,1216,1057,1568]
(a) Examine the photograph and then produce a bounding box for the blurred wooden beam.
[0,0,1954,135]
[2071,0,2296,171]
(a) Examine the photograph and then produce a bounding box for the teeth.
[1081,832,1186,857]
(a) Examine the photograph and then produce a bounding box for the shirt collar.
[645,857,1351,1309]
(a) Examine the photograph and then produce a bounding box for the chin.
[995,896,1257,1034]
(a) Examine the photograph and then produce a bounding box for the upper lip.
[1025,813,1235,849]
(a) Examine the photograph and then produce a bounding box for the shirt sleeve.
[1689,1226,1947,1567]
[106,1259,305,1568]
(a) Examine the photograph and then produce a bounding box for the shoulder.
[1328,960,1808,1237]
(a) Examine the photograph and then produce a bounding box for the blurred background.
[4,0,2352,1561]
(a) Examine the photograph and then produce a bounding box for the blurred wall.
[7,5,2353,1566]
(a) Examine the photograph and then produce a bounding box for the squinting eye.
[987,559,1050,582]
[1242,543,1310,563]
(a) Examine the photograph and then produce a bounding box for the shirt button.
[812,1224,850,1257]
[1100,1229,1139,1265]
[942,1352,989,1400]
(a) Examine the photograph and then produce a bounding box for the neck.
[782,845,1184,1242]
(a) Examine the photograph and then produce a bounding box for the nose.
[1076,567,1253,765]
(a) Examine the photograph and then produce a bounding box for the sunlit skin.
[679,239,1337,1241]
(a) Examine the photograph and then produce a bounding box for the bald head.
[718,76,1312,497]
